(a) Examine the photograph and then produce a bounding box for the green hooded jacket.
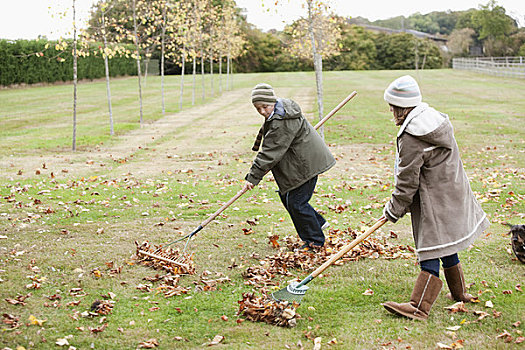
[245,98,336,194]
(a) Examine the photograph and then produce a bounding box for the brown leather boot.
[444,263,475,302]
[382,271,443,321]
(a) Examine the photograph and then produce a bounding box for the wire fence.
[452,57,525,79]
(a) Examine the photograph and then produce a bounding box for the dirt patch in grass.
[0,87,328,182]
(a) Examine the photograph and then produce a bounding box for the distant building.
[357,24,447,43]
[348,22,449,51]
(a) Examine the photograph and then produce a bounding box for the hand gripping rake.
[138,91,358,261]
[272,216,387,303]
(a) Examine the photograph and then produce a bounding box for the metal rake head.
[271,281,309,304]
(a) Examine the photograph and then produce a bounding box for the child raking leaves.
[380,75,490,321]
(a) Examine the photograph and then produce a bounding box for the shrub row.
[0,39,137,86]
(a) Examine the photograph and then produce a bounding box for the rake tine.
[136,249,190,269]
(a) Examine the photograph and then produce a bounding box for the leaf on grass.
[89,323,108,333]
[473,310,489,321]
[496,330,513,343]
[55,338,69,346]
[69,288,87,297]
[138,339,159,348]
[91,269,103,279]
[28,315,46,326]
[66,300,81,307]
[451,340,464,349]
[2,313,21,329]
[436,342,453,349]
[446,326,461,331]
[90,299,114,315]
[485,300,494,308]
[313,337,322,350]
[444,302,468,313]
[208,335,224,346]
[242,228,254,235]
[362,288,374,296]
[268,234,280,248]
[327,338,337,345]
[5,293,32,306]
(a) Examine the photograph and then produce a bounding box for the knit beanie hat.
[384,75,422,108]
[251,83,277,104]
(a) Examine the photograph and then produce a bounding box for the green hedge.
[0,39,137,86]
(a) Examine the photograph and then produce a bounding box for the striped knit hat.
[251,83,277,104]
[384,75,422,108]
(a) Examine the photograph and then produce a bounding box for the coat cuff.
[245,173,261,186]
[383,202,399,223]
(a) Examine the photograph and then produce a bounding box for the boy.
[243,83,335,251]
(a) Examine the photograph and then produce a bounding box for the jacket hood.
[272,98,302,120]
[398,103,453,148]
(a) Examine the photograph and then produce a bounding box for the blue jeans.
[279,176,326,246]
[420,253,460,277]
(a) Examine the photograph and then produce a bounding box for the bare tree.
[284,1,341,138]
[72,0,78,150]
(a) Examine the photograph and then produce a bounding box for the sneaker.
[321,222,330,231]
[294,242,312,252]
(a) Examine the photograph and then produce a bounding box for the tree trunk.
[101,12,114,135]
[227,51,231,91]
[72,0,78,151]
[192,55,196,106]
[210,54,213,97]
[132,0,144,125]
[160,9,166,115]
[179,43,186,111]
[143,55,150,85]
[201,48,205,102]
[230,59,234,90]
[307,0,324,139]
[219,55,222,93]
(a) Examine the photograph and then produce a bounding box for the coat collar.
[397,102,428,137]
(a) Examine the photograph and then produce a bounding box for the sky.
[0,0,524,40]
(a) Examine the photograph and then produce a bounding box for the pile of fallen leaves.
[243,227,414,290]
[237,292,300,328]
[238,226,414,327]
[135,241,195,275]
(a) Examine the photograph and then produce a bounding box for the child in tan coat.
[380,75,490,320]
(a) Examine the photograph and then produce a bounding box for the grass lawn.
[0,69,523,349]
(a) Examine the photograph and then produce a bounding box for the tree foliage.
[472,0,516,41]
[325,24,377,70]
[373,33,442,70]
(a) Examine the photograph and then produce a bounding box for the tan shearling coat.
[384,103,489,261]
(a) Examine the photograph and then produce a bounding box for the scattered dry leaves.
[238,292,299,328]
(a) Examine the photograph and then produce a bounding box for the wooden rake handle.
[313,91,357,130]
[200,187,249,228]
[310,217,387,279]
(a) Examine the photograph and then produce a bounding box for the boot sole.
[382,303,427,321]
